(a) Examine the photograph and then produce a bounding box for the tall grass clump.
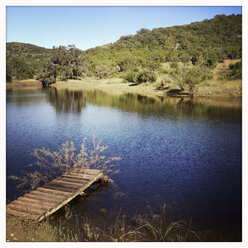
[10,137,121,190]
[74,205,200,242]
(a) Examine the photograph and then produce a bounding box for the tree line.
[6,14,242,89]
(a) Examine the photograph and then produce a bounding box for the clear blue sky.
[6,6,242,50]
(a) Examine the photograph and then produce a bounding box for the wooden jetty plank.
[61,173,94,180]
[36,187,73,197]
[7,169,106,221]
[7,208,40,220]
[65,173,96,180]
[57,175,89,184]
[52,179,88,187]
[9,200,51,211]
[28,190,67,200]
[26,191,65,201]
[45,181,80,190]
[17,197,56,207]
[69,168,100,175]
[43,183,80,193]
[7,204,45,216]
[24,194,61,203]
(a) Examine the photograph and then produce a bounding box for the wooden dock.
[6,168,108,221]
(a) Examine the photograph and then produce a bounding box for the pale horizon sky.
[7,6,242,50]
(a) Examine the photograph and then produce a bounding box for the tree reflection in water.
[45,88,241,122]
[47,88,86,114]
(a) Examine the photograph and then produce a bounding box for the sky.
[6,6,242,50]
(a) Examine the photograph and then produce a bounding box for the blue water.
[6,88,242,240]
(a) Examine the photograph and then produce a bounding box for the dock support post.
[99,175,108,185]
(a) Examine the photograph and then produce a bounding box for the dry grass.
[6,214,77,242]
[52,77,165,98]
[6,205,200,242]
[6,79,41,89]
[9,137,121,190]
[196,59,242,97]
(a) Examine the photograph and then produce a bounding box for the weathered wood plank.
[46,181,80,190]
[7,204,45,216]
[52,179,88,187]
[24,194,60,203]
[36,187,72,197]
[66,173,96,180]
[8,200,50,211]
[7,208,39,220]
[17,196,56,207]
[57,175,89,184]
[43,183,78,193]
[28,190,66,200]
[70,168,100,175]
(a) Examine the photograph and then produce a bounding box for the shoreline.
[6,77,242,100]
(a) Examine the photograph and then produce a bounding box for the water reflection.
[45,88,241,121]
[47,88,86,114]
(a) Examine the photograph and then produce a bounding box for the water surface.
[6,88,242,241]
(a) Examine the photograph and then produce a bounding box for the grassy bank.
[196,59,242,97]
[6,60,241,99]
[6,79,41,89]
[51,59,241,98]
[6,209,201,242]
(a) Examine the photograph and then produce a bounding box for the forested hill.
[6,14,242,85]
[6,42,52,81]
[7,42,52,61]
[85,14,241,66]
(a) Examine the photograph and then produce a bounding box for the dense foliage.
[6,42,52,82]
[83,14,241,77]
[6,14,242,88]
[228,61,242,79]
[36,45,84,87]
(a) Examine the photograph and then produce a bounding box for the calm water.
[6,88,242,241]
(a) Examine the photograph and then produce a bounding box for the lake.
[6,87,242,241]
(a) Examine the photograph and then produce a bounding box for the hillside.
[83,14,241,73]
[6,42,52,81]
[6,42,52,61]
[7,14,242,92]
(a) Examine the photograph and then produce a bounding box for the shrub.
[137,71,150,83]
[149,72,157,82]
[124,72,138,83]
[137,71,157,83]
[170,62,178,69]
[229,61,242,79]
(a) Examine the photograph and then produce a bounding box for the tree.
[37,61,58,87]
[229,61,242,79]
[37,45,84,87]
[6,57,34,80]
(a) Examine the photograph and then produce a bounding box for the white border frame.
[1,1,247,248]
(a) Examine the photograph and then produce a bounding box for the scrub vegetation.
[6,205,200,242]
[6,14,242,96]
[9,137,120,191]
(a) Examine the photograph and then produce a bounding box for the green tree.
[229,61,242,79]
[37,61,58,87]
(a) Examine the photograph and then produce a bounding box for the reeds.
[7,205,200,242]
[9,137,121,190]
